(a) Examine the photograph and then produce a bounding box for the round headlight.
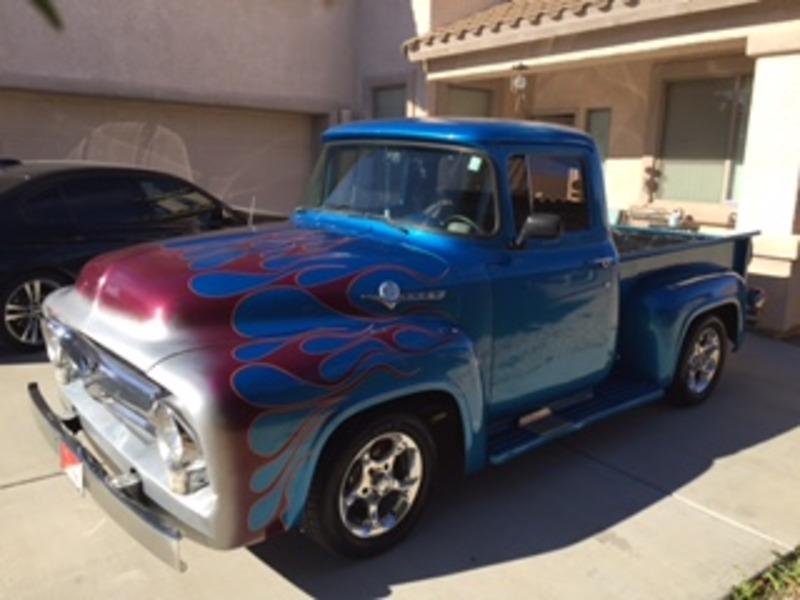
[42,320,61,365]
[152,403,186,469]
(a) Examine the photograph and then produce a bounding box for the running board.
[488,374,663,465]
[517,390,593,433]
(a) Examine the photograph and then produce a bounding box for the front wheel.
[304,413,436,558]
[667,315,728,407]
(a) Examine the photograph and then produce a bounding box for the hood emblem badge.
[362,280,446,310]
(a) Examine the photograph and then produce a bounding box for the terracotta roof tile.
[405,0,626,52]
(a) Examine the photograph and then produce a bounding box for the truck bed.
[612,225,756,281]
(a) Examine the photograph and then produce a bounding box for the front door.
[488,151,618,418]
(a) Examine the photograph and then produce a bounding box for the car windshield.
[304,143,497,236]
[137,177,218,219]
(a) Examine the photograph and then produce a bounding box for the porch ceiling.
[404,0,762,62]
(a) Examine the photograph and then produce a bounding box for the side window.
[507,155,591,234]
[19,185,72,226]
[136,176,217,220]
[62,176,146,226]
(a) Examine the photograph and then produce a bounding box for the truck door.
[488,150,619,418]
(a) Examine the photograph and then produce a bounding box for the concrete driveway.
[1,334,798,600]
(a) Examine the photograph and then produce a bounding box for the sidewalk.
[1,334,798,599]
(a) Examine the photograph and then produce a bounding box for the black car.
[0,160,247,351]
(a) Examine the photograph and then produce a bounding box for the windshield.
[304,143,497,236]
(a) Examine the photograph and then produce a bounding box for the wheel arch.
[618,269,746,386]
[317,389,467,477]
[284,384,482,532]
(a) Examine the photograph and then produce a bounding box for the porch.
[406,0,800,335]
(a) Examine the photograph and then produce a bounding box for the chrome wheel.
[338,431,423,539]
[686,326,722,395]
[3,278,60,347]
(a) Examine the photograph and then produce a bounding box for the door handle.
[587,257,614,270]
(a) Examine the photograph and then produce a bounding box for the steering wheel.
[444,214,481,234]
[423,199,454,220]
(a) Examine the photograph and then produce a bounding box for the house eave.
[405,0,761,63]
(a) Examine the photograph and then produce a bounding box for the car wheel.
[667,315,728,407]
[305,413,436,558]
[1,273,67,351]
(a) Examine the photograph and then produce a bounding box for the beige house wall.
[356,0,427,118]
[0,1,358,113]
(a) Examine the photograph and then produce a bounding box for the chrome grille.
[44,317,168,434]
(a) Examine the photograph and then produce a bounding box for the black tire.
[304,412,436,558]
[667,314,728,407]
[0,272,69,352]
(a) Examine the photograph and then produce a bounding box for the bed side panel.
[618,265,746,386]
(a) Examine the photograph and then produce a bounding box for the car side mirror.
[514,213,563,248]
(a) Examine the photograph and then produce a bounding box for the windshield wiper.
[358,211,409,234]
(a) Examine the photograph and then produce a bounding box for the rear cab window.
[507,153,592,235]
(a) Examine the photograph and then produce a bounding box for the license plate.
[59,442,84,494]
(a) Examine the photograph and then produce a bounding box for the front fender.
[153,319,485,544]
[242,321,485,533]
[619,266,746,386]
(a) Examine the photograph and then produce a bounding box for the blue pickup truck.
[30,118,762,568]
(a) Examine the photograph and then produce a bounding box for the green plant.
[731,548,800,599]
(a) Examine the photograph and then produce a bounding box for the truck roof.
[323,117,594,148]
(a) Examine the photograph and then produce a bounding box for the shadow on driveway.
[249,336,800,598]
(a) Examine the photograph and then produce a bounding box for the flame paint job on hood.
[73,215,476,534]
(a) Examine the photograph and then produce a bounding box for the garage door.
[0,90,314,216]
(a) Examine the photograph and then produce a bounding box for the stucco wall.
[0,0,358,114]
[355,0,425,117]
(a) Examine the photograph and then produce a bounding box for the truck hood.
[55,220,452,371]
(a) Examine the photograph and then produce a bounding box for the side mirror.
[514,213,563,248]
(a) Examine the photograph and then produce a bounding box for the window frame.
[303,139,503,240]
[645,57,755,217]
[371,83,408,119]
[585,107,612,162]
[655,74,752,205]
[506,150,595,237]
[444,85,495,118]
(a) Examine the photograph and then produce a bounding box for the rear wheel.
[667,314,728,406]
[304,413,436,558]
[1,273,67,351]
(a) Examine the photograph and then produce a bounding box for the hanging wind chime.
[510,64,528,115]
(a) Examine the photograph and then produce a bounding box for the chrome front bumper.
[28,382,186,571]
